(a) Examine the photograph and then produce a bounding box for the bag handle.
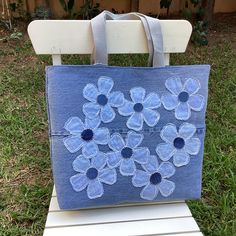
[90,11,165,68]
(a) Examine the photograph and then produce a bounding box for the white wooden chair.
[28,19,204,236]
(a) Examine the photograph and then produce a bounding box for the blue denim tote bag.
[46,11,210,210]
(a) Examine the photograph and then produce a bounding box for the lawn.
[0,13,236,236]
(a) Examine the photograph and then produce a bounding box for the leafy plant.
[0,31,23,42]
[10,31,23,39]
[59,0,75,18]
[160,0,211,46]
[32,6,51,20]
[191,20,208,46]
[79,0,101,19]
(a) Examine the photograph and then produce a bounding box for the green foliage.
[182,7,192,20]
[183,0,209,45]
[32,6,51,20]
[0,31,23,41]
[161,0,209,46]
[79,0,101,20]
[192,21,208,46]
[10,32,23,40]
[59,0,75,18]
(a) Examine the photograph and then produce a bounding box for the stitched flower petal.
[94,128,109,145]
[98,76,114,95]
[127,112,143,131]
[185,138,201,155]
[107,151,122,168]
[70,174,89,192]
[159,179,175,197]
[143,92,161,109]
[184,78,200,95]
[99,168,117,185]
[64,117,84,134]
[142,155,159,174]
[160,124,178,143]
[175,103,191,120]
[91,152,107,170]
[85,116,101,130]
[140,183,158,200]
[82,141,98,157]
[158,162,175,178]
[161,94,178,110]
[120,158,136,176]
[133,147,150,164]
[72,155,90,173]
[173,150,190,167]
[132,170,150,187]
[130,87,146,103]
[156,143,175,161]
[83,83,98,102]
[118,100,134,116]
[142,108,160,127]
[83,102,100,119]
[179,123,196,140]
[63,136,84,153]
[109,133,125,151]
[188,94,205,111]
[165,78,183,95]
[100,104,115,123]
[87,180,104,199]
[108,91,124,107]
[126,131,143,148]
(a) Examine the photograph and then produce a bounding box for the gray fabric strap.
[91,11,165,67]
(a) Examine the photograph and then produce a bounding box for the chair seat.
[43,187,203,236]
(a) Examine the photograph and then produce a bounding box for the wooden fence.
[1,0,236,19]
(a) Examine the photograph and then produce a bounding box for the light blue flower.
[83,76,125,123]
[132,156,175,200]
[118,87,161,131]
[63,116,109,157]
[156,123,201,167]
[70,152,117,199]
[107,131,150,176]
[162,78,205,120]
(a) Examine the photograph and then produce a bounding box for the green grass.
[0,21,236,235]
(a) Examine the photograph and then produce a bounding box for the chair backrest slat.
[28,19,192,65]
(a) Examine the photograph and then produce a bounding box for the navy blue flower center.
[121,147,133,159]
[150,172,162,185]
[81,129,94,141]
[86,168,98,180]
[173,137,185,149]
[97,94,108,106]
[178,91,189,102]
[133,103,143,112]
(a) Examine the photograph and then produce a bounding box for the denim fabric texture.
[46,64,210,210]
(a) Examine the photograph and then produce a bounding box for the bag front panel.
[46,64,210,210]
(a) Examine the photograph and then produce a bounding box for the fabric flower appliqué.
[107,131,150,176]
[132,155,175,200]
[156,123,201,167]
[70,152,117,199]
[118,87,161,131]
[162,77,205,120]
[63,116,109,157]
[83,76,124,123]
